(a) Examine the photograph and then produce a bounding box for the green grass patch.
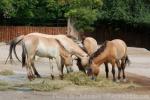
[0,70,14,76]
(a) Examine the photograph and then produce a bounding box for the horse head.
[80,54,89,67]
[87,62,100,80]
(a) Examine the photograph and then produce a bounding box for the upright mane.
[66,35,87,53]
[90,41,108,61]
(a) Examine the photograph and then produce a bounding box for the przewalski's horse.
[87,39,130,81]
[21,35,73,80]
[75,37,99,73]
[6,33,89,76]
[27,32,89,67]
[83,37,98,55]
[19,33,89,67]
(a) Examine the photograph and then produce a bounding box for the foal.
[88,39,130,81]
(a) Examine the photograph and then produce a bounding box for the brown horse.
[21,35,73,80]
[88,39,130,81]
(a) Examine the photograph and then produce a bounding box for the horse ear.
[102,40,108,46]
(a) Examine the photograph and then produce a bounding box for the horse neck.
[59,45,71,59]
[73,49,88,59]
[63,37,88,58]
[92,51,107,66]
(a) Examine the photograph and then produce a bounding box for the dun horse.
[6,33,89,78]
[10,32,89,66]
[75,37,99,73]
[21,35,73,80]
[88,39,130,81]
[83,37,98,55]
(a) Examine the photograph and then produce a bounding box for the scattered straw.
[0,69,14,76]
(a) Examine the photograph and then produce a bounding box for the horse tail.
[22,41,27,67]
[125,55,131,66]
[5,35,24,64]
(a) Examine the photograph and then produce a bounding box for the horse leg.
[61,58,69,73]
[116,60,121,82]
[49,59,54,80]
[77,58,86,73]
[28,56,35,80]
[56,56,64,80]
[26,58,35,80]
[31,62,41,78]
[104,62,109,78]
[111,63,116,82]
[121,59,127,82]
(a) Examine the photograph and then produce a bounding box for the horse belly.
[36,44,58,58]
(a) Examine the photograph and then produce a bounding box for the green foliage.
[0,0,149,32]
[98,0,150,25]
[0,0,15,18]
[65,0,103,32]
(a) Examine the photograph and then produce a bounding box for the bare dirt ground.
[0,43,150,100]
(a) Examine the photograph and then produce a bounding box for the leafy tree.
[65,0,103,32]
[0,0,15,18]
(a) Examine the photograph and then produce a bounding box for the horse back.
[83,37,98,55]
[110,39,127,59]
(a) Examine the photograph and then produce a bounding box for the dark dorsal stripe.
[90,41,108,61]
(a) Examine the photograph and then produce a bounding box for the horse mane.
[66,35,82,43]
[90,40,108,61]
[66,34,87,52]
[55,39,71,57]
[66,35,77,41]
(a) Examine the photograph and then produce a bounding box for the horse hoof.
[36,75,41,78]
[51,75,54,80]
[59,75,64,80]
[123,79,127,83]
[113,79,116,82]
[28,74,35,81]
[31,74,35,79]
[28,75,32,81]
[90,76,96,81]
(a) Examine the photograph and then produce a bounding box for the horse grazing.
[75,37,99,73]
[12,32,89,67]
[6,33,89,78]
[22,35,72,80]
[88,39,130,81]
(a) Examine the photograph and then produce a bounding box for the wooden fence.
[92,25,150,50]
[0,25,149,50]
[0,26,67,42]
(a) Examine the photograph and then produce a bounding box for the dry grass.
[0,72,140,91]
[65,72,140,89]
[24,78,72,91]
[0,81,11,91]
[0,70,14,76]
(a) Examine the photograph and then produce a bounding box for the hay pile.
[0,71,140,91]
